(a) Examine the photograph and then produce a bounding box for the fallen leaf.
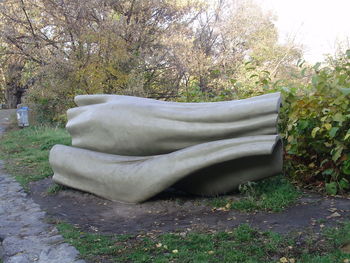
[280,257,288,263]
[309,162,315,168]
[179,232,186,237]
[156,243,162,248]
[216,207,229,211]
[289,259,296,263]
[341,243,350,253]
[327,212,341,219]
[343,259,349,263]
[208,251,214,255]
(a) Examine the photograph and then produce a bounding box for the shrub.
[281,50,350,194]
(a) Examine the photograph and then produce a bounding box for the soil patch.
[30,178,350,235]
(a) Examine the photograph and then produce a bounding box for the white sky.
[256,0,350,63]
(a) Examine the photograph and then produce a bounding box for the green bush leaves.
[282,50,350,194]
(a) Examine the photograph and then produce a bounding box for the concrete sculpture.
[49,92,283,203]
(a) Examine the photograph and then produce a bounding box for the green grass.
[209,175,301,212]
[0,125,71,188]
[47,183,67,194]
[57,221,350,263]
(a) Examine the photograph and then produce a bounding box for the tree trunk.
[4,63,25,108]
[199,75,208,93]
[5,84,24,108]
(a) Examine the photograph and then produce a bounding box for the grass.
[0,125,71,188]
[57,221,350,263]
[209,175,301,212]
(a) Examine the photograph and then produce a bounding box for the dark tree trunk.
[199,75,208,93]
[5,85,25,108]
[4,63,25,108]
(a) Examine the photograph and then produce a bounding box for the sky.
[256,0,350,63]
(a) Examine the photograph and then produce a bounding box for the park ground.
[1,109,350,263]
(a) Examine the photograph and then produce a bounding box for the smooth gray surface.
[67,93,281,156]
[51,135,281,203]
[50,93,283,203]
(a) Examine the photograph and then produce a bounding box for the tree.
[0,0,302,120]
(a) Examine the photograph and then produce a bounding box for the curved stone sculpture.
[49,92,283,203]
[67,93,281,156]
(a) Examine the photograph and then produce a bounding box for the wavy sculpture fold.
[49,92,283,203]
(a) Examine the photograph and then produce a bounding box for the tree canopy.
[0,0,302,118]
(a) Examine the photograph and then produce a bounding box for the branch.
[19,0,39,48]
[5,35,45,65]
[126,0,136,25]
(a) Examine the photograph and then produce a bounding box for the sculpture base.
[50,135,282,203]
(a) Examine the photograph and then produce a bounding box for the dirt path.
[30,178,350,236]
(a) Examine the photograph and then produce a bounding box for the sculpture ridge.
[49,92,283,203]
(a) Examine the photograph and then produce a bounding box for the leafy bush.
[281,50,350,194]
[159,50,350,195]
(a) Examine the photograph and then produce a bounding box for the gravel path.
[0,110,85,263]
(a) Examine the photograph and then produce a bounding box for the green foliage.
[177,82,239,103]
[0,126,71,187]
[180,49,350,195]
[209,175,301,212]
[282,50,350,194]
[26,95,72,126]
[57,220,350,263]
[47,183,67,195]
